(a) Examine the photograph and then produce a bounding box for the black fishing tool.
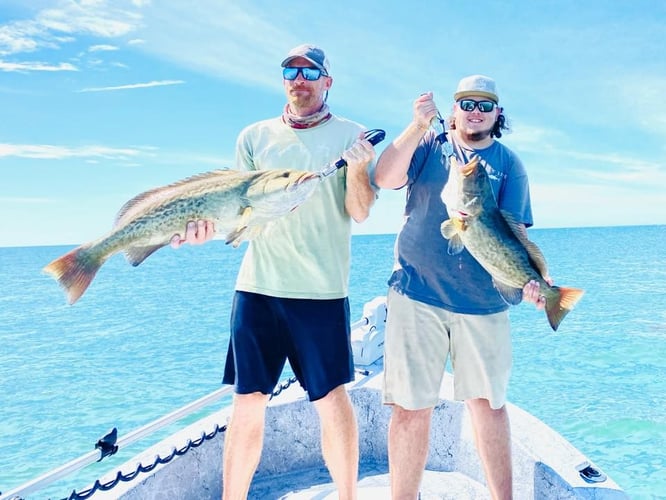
[320,128,386,178]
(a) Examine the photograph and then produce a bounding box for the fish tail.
[43,245,106,305]
[545,286,586,331]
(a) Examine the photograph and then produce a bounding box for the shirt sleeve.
[235,127,255,172]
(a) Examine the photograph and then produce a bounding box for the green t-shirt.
[234,114,365,299]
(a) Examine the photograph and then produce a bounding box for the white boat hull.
[71,297,626,499]
[90,365,626,499]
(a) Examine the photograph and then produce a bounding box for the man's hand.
[522,277,554,310]
[170,220,215,249]
[341,133,376,172]
[413,91,439,130]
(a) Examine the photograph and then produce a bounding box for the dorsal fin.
[500,210,549,278]
[114,170,239,227]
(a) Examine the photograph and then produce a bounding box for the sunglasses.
[458,99,496,113]
[282,67,325,81]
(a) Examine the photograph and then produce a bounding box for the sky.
[1,0,665,247]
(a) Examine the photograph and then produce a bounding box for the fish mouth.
[299,172,319,182]
[284,171,319,191]
[298,172,320,186]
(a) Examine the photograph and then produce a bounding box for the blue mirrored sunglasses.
[283,67,325,81]
[458,99,496,113]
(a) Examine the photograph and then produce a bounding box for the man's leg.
[222,392,270,500]
[313,385,358,500]
[388,405,433,500]
[466,398,512,500]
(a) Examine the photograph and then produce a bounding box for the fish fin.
[500,210,550,278]
[493,279,523,305]
[225,228,245,246]
[114,170,236,227]
[43,245,106,305]
[447,236,465,256]
[441,219,466,255]
[124,244,168,266]
[224,206,254,247]
[545,286,586,331]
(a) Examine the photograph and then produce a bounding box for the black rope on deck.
[62,376,299,500]
[61,423,226,500]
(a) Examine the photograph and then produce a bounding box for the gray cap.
[454,74,499,103]
[281,44,330,75]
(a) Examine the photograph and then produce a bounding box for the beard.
[460,126,493,142]
[288,88,320,110]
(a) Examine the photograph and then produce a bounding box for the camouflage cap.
[454,75,499,103]
[281,44,330,75]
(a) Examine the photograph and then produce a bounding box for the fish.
[440,156,584,331]
[43,168,321,305]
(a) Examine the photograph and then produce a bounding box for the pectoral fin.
[441,219,465,255]
[225,225,265,247]
[225,206,253,247]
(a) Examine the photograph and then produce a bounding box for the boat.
[1,297,628,499]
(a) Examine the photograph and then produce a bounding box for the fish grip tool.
[320,128,386,178]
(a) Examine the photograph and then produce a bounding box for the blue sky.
[1,0,665,247]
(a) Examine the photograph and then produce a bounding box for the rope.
[62,376,300,500]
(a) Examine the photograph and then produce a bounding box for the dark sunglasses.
[282,67,325,81]
[458,99,496,113]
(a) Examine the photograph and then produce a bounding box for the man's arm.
[342,135,376,223]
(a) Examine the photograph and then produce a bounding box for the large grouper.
[440,156,585,331]
[44,168,321,305]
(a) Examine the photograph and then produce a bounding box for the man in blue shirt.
[373,75,546,500]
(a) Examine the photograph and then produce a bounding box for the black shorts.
[222,291,354,401]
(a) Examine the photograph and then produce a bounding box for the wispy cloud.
[88,44,118,52]
[0,59,77,72]
[0,1,143,56]
[77,79,185,92]
[0,197,53,204]
[0,143,145,160]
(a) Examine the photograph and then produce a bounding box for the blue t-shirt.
[387,131,533,314]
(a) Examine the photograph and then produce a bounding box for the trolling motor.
[320,128,386,178]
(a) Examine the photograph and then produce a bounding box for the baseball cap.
[454,75,499,103]
[281,44,330,75]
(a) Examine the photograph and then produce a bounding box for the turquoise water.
[0,225,664,499]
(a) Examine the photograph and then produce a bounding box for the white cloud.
[530,182,666,229]
[0,197,52,204]
[0,59,77,72]
[89,44,118,52]
[0,143,144,160]
[0,1,144,56]
[77,79,184,92]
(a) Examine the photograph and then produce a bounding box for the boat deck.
[252,464,490,499]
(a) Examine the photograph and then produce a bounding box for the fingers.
[523,280,546,310]
[413,91,438,129]
[342,138,376,169]
[170,220,216,249]
[170,233,183,249]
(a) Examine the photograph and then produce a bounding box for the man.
[172,44,376,499]
[373,75,546,500]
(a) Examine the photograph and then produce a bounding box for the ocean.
[0,225,664,499]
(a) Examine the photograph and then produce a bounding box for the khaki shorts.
[383,288,512,410]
